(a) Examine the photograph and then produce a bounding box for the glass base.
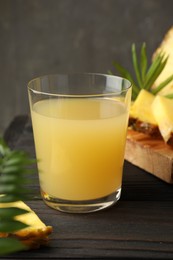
[41,188,121,213]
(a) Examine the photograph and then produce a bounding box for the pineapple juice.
[31,98,128,201]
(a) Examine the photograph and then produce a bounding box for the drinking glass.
[28,73,131,213]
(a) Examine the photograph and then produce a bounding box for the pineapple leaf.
[164,93,173,99]
[144,55,169,90]
[111,42,173,100]
[112,61,139,100]
[112,61,134,83]
[152,74,173,95]
[140,42,148,82]
[143,52,165,89]
[132,43,143,88]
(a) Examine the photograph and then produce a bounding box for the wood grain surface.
[125,129,173,184]
[2,115,173,259]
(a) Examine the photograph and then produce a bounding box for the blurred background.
[0,0,173,133]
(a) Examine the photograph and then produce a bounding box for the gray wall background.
[0,0,173,133]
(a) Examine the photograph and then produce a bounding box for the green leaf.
[0,207,29,218]
[0,194,22,203]
[3,157,25,167]
[144,52,165,89]
[0,184,26,194]
[140,42,147,82]
[112,62,139,94]
[112,61,133,80]
[0,237,27,255]
[111,42,172,100]
[108,70,113,75]
[0,137,36,255]
[145,55,169,90]
[1,165,22,174]
[0,139,10,157]
[0,175,33,187]
[132,43,142,88]
[0,174,18,183]
[164,93,173,99]
[152,74,173,95]
[0,219,29,233]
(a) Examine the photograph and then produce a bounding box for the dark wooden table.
[2,115,173,259]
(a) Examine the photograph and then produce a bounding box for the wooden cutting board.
[125,129,173,184]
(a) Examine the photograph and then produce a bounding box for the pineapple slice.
[129,89,159,136]
[152,95,173,143]
[0,200,52,249]
[130,89,156,124]
[153,27,173,96]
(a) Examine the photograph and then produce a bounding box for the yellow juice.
[31,98,128,201]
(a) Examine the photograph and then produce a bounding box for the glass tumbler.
[28,73,131,213]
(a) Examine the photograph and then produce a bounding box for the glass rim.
[27,72,132,98]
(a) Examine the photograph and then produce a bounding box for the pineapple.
[0,200,52,249]
[112,27,173,144]
[152,95,173,144]
[152,27,173,97]
[129,89,159,136]
[130,89,156,124]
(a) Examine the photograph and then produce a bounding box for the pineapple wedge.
[129,89,159,136]
[0,200,52,249]
[130,89,156,124]
[152,27,173,96]
[152,95,173,143]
